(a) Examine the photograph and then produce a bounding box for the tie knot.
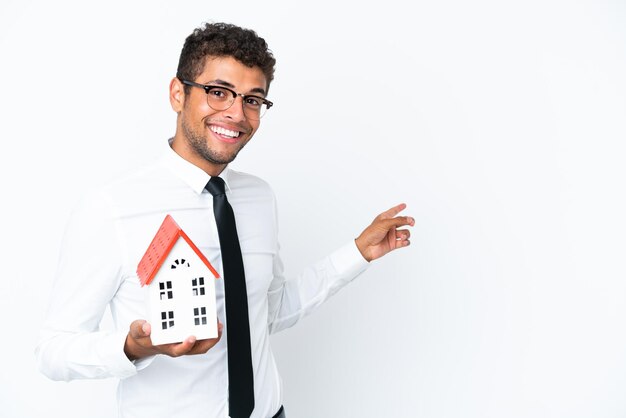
[205,176,226,197]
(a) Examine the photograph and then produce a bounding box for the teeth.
[210,126,240,138]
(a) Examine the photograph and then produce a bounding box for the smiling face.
[170,56,268,176]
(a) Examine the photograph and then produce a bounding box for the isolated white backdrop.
[1,0,625,417]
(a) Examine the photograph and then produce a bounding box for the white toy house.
[136,214,219,345]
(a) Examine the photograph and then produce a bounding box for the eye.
[244,96,263,108]
[208,87,229,100]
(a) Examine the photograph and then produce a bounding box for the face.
[170,56,268,175]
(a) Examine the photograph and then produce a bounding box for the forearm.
[36,328,136,381]
[36,191,138,380]
[267,241,369,334]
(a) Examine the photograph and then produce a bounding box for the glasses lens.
[206,87,234,111]
[205,86,270,120]
[242,96,268,120]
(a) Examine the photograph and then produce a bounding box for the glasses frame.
[179,78,273,120]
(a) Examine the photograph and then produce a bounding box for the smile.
[210,125,241,139]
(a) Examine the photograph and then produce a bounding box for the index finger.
[378,203,408,220]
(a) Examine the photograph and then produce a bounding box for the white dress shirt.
[36,140,369,418]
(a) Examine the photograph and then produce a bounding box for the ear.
[169,77,185,113]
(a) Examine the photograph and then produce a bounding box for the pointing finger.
[378,203,407,220]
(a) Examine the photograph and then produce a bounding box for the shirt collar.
[163,138,233,195]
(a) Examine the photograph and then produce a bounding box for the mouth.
[209,124,242,143]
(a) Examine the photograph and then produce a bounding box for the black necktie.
[206,176,255,417]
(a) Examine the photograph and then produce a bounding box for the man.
[36,22,414,418]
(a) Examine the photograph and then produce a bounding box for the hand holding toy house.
[136,215,219,346]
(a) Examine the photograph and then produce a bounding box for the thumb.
[130,319,151,338]
[142,321,151,336]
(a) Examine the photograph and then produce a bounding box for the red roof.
[137,214,220,286]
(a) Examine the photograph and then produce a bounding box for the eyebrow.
[207,79,267,96]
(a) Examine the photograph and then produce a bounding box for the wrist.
[354,237,372,262]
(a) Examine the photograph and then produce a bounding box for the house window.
[192,277,205,296]
[194,307,207,326]
[171,258,190,269]
[161,311,175,329]
[159,281,173,299]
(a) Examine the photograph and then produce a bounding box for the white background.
[1,0,625,417]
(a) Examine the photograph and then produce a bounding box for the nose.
[221,95,246,121]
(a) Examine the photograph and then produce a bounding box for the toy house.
[136,214,219,345]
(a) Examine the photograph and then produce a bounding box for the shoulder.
[226,169,278,217]
[71,159,173,219]
[103,160,172,195]
[227,169,275,196]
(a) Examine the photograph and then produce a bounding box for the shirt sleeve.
[266,193,370,334]
[35,191,137,381]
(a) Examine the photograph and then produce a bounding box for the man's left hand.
[355,203,415,262]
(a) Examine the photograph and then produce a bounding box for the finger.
[396,233,411,246]
[129,320,149,339]
[142,321,152,337]
[377,203,407,220]
[185,321,223,355]
[168,336,198,357]
[396,238,411,248]
[395,229,411,240]
[188,336,221,354]
[386,225,397,249]
[380,216,415,229]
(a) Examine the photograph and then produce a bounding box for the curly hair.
[176,22,276,92]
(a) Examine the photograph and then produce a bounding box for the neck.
[170,134,227,177]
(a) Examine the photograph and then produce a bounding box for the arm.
[267,203,414,333]
[123,319,222,361]
[35,192,135,381]
[35,191,224,375]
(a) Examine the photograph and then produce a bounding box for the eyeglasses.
[180,79,273,120]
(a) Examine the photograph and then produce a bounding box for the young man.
[36,22,414,418]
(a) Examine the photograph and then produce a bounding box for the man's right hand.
[124,319,223,361]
